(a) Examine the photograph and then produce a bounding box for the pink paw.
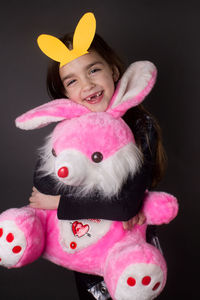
[115,263,164,300]
[0,220,26,267]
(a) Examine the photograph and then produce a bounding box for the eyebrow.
[61,61,104,82]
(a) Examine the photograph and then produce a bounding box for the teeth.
[86,91,102,101]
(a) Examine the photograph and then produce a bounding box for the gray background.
[0,0,199,299]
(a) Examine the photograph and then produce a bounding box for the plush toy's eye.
[52,149,57,157]
[91,152,103,163]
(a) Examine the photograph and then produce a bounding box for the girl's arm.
[57,169,149,221]
[29,159,148,221]
[29,186,145,229]
[31,153,148,222]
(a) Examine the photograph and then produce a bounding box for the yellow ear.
[73,12,96,52]
[37,12,96,67]
[37,34,70,63]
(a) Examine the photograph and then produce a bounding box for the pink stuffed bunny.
[0,61,178,300]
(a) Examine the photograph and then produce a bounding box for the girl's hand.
[122,211,146,230]
[29,187,60,210]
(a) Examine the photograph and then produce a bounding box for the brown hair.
[46,33,166,187]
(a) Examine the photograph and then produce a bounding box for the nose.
[81,77,95,93]
[57,166,69,178]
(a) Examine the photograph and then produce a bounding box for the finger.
[29,196,36,203]
[29,202,38,208]
[140,215,146,225]
[29,196,38,204]
[123,219,133,230]
[123,221,130,230]
[131,215,139,226]
[138,213,146,225]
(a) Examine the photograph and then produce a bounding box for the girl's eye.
[90,68,101,74]
[66,79,76,87]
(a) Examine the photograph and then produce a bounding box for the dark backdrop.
[0,1,199,299]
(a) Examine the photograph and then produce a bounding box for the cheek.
[104,78,115,97]
[65,88,81,103]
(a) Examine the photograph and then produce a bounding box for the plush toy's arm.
[142,191,178,225]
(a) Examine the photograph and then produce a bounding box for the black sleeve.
[33,159,147,221]
[33,160,60,195]
[57,170,149,221]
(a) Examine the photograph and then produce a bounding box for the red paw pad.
[6,233,14,243]
[127,277,136,286]
[152,282,161,291]
[142,276,151,285]
[12,246,22,254]
[0,228,3,237]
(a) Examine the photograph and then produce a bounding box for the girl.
[29,33,166,299]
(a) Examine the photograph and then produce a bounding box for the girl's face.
[59,51,119,112]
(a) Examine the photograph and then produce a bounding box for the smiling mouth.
[84,91,103,104]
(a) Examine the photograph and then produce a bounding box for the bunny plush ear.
[37,12,96,67]
[15,99,90,130]
[107,61,157,118]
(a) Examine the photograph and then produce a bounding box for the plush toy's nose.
[57,166,69,178]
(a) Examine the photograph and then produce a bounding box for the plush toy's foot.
[114,263,164,300]
[0,207,46,268]
[0,220,26,268]
[104,232,167,300]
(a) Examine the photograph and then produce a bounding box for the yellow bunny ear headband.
[37,12,96,68]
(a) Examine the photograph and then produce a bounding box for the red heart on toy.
[72,221,89,237]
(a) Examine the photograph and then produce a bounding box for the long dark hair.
[46,33,166,187]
